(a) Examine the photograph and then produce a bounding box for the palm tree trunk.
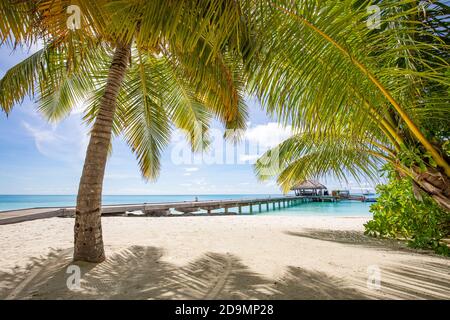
[73,43,131,262]
[412,167,450,212]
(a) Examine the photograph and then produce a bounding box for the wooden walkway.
[0,195,339,225]
[0,208,63,225]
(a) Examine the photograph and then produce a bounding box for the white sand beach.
[0,215,449,300]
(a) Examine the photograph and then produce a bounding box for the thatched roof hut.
[291,180,328,196]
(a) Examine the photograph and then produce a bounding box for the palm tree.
[0,0,253,262]
[250,0,450,210]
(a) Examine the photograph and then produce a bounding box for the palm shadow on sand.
[0,245,368,300]
[285,228,450,299]
[0,244,448,300]
[285,228,416,252]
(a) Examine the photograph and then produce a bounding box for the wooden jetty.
[66,196,318,216]
[0,195,339,225]
[0,208,63,225]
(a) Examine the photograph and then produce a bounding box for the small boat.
[362,189,375,196]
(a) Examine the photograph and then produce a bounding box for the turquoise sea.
[0,194,372,216]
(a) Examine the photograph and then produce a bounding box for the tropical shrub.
[364,167,450,256]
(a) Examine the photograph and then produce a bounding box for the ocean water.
[0,194,372,216]
[258,200,372,216]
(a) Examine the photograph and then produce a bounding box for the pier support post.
[224,207,228,214]
[238,206,242,214]
[266,202,269,211]
[250,205,253,214]
[258,203,262,213]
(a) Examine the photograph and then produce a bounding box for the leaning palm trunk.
[411,167,450,212]
[74,43,131,262]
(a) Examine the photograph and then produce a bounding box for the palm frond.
[255,132,385,192]
[0,0,36,45]
[120,55,171,180]
[0,47,47,114]
[249,0,450,173]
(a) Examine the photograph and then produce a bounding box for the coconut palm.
[251,0,450,210]
[0,0,253,262]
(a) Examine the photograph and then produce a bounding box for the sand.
[0,215,449,299]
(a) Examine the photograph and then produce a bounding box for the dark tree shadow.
[285,229,420,253]
[0,246,371,300]
[378,261,450,299]
[283,228,450,299]
[271,266,371,300]
[0,246,448,300]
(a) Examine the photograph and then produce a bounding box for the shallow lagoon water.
[0,194,372,216]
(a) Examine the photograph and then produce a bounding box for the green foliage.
[250,0,450,201]
[398,148,437,172]
[443,141,450,158]
[364,167,450,256]
[0,0,252,181]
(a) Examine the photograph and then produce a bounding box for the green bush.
[364,167,450,256]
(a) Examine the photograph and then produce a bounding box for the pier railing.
[0,195,340,224]
[64,195,317,216]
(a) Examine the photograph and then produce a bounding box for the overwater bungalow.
[291,180,328,196]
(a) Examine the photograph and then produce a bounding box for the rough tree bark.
[412,167,450,213]
[73,43,131,262]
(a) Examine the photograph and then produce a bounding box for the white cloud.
[244,122,293,149]
[22,118,89,162]
[185,167,199,172]
[71,100,88,115]
[23,121,58,142]
[236,123,293,164]
[239,154,260,163]
[23,122,63,156]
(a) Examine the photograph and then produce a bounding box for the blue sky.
[0,45,377,195]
